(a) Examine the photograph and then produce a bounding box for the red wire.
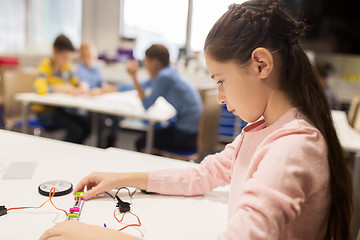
[8,188,142,231]
[113,209,142,231]
[7,187,68,217]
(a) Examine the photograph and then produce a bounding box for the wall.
[82,0,121,55]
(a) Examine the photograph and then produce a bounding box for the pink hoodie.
[147,108,330,240]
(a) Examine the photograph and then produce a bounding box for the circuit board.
[66,192,85,220]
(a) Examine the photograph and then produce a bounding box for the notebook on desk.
[2,161,37,179]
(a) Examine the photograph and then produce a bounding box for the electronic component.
[112,187,137,213]
[67,192,85,221]
[38,181,73,197]
[116,196,131,213]
[0,206,7,216]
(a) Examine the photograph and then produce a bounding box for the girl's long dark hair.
[204,1,354,239]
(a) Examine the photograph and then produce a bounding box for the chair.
[349,97,360,133]
[348,96,360,127]
[218,104,247,143]
[0,71,4,127]
[0,67,17,127]
[0,72,3,106]
[157,89,221,161]
[354,109,360,133]
[2,68,43,134]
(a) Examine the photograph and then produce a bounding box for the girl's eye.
[216,80,224,85]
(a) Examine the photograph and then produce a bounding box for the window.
[122,0,189,62]
[27,0,82,52]
[0,0,82,54]
[191,0,246,52]
[0,0,26,52]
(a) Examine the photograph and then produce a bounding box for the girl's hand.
[74,172,149,201]
[39,221,139,240]
[74,172,123,200]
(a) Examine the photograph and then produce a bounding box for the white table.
[0,130,228,240]
[331,110,360,177]
[331,110,360,153]
[15,91,177,153]
[331,110,360,235]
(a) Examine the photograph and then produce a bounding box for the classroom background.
[0,0,360,239]
[1,0,359,151]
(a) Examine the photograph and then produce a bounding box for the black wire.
[130,189,137,197]
[104,187,137,202]
[115,187,137,199]
[104,191,115,200]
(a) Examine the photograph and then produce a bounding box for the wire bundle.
[6,187,68,217]
[105,187,143,232]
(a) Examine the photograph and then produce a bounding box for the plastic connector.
[115,196,131,213]
[0,206,7,217]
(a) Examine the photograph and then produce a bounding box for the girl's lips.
[226,107,236,114]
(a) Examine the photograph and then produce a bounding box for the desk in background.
[15,91,176,153]
[331,110,360,239]
[332,110,360,152]
[331,110,360,187]
[331,110,360,191]
[0,130,228,240]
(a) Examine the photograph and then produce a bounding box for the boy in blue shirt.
[76,41,119,148]
[76,42,103,90]
[121,44,203,152]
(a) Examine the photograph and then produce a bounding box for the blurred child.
[33,34,91,144]
[316,63,339,109]
[77,41,115,95]
[77,41,119,148]
[120,44,203,152]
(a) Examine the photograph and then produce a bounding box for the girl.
[40,0,353,239]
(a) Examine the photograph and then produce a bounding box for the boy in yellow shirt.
[33,34,90,144]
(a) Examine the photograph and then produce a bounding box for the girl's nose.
[217,87,226,105]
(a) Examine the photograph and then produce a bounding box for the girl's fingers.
[84,183,105,200]
[39,225,62,240]
[74,174,98,193]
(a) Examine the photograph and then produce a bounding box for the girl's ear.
[250,47,274,79]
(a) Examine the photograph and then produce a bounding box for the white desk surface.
[15,91,176,123]
[331,110,360,152]
[0,130,228,240]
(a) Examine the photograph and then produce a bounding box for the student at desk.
[40,1,353,240]
[315,63,339,110]
[76,41,119,148]
[118,44,203,152]
[33,34,91,144]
